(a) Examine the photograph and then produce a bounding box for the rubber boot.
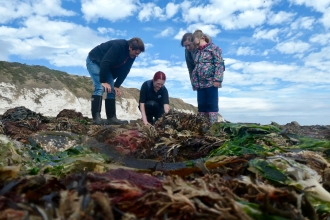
[91,95,108,125]
[208,112,218,126]
[199,112,209,119]
[105,99,128,125]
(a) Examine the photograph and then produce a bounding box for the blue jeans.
[86,56,115,99]
[197,87,219,112]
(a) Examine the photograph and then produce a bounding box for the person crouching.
[139,71,170,125]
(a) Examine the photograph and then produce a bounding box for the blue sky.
[1,0,330,125]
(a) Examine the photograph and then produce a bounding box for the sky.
[0,0,330,126]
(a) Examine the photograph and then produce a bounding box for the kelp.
[208,123,285,157]
[1,108,330,219]
[284,135,330,156]
[248,156,330,216]
[209,122,281,138]
[0,135,116,178]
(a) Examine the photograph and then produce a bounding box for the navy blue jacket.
[88,39,135,88]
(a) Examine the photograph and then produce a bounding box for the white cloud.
[186,24,221,37]
[290,16,315,30]
[165,2,180,18]
[181,0,270,30]
[267,11,296,25]
[0,15,107,67]
[304,46,330,71]
[81,0,138,22]
[275,40,310,54]
[309,33,330,45]
[289,0,330,13]
[236,46,256,56]
[32,0,76,17]
[174,28,188,40]
[138,2,167,21]
[97,27,127,36]
[0,0,75,23]
[155,28,175,38]
[253,28,280,41]
[320,8,330,28]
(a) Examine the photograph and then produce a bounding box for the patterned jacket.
[191,43,224,90]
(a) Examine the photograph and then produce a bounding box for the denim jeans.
[197,86,219,112]
[86,56,115,99]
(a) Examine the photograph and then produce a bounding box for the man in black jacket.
[86,38,145,125]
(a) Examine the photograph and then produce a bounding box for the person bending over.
[181,32,212,88]
[86,37,145,125]
[139,71,170,125]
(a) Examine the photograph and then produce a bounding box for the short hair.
[153,71,166,81]
[128,37,145,52]
[181,33,192,47]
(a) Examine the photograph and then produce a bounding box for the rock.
[30,131,84,153]
[291,121,300,127]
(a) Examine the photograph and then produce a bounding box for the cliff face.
[0,61,198,120]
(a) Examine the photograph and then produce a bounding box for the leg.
[86,56,104,96]
[145,100,160,125]
[155,104,165,123]
[197,88,209,119]
[105,99,128,125]
[103,71,128,125]
[206,87,219,125]
[86,56,106,124]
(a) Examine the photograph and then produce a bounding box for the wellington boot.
[105,99,128,125]
[106,116,128,125]
[91,95,109,125]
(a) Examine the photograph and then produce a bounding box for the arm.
[114,56,135,88]
[163,87,170,113]
[185,49,195,80]
[212,46,224,85]
[139,82,150,125]
[139,103,150,125]
[99,43,121,83]
[164,104,170,113]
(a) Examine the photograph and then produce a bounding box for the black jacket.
[139,80,169,106]
[88,39,135,88]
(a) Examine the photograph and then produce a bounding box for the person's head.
[152,71,166,92]
[128,37,145,58]
[192,30,208,48]
[204,34,212,44]
[181,33,195,52]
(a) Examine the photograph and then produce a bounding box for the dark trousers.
[145,100,164,124]
[197,87,219,112]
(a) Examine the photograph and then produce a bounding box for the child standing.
[191,30,225,125]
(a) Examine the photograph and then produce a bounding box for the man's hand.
[102,83,111,93]
[114,87,122,96]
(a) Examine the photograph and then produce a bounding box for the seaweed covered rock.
[2,106,49,141]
